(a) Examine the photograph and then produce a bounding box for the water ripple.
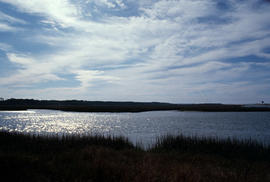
[0,109,270,146]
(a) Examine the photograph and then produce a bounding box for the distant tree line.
[0,98,269,112]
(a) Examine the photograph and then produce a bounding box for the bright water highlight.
[0,110,270,146]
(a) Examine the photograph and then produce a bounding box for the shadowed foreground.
[0,131,269,182]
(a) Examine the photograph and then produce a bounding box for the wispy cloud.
[0,0,80,27]
[72,69,120,90]
[0,42,12,51]
[0,10,26,32]
[0,0,269,103]
[0,22,17,31]
[0,11,26,24]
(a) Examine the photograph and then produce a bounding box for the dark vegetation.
[177,103,270,112]
[0,98,270,112]
[0,99,178,112]
[0,131,269,182]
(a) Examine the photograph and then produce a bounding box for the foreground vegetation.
[0,131,269,182]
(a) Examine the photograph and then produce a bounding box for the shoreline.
[1,99,270,112]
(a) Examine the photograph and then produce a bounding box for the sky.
[0,0,270,104]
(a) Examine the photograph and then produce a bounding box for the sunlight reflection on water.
[0,110,36,113]
[0,109,270,146]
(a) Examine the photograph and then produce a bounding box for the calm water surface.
[0,110,270,146]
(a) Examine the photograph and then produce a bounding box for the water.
[0,110,270,146]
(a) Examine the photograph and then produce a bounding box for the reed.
[0,131,269,182]
[151,134,270,161]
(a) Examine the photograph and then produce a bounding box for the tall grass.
[1,131,269,159]
[151,134,270,161]
[0,131,135,152]
[1,131,270,182]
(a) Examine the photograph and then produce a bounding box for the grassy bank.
[0,131,269,182]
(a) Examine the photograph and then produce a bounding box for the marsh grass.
[151,134,270,161]
[0,131,269,182]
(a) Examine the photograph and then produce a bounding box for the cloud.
[140,0,215,20]
[115,0,126,9]
[7,53,35,66]
[0,43,12,51]
[0,22,17,31]
[72,69,120,89]
[0,0,80,27]
[87,0,127,9]
[0,0,270,103]
[0,10,26,32]
[96,0,116,8]
[0,53,63,86]
[0,71,63,87]
[0,11,26,24]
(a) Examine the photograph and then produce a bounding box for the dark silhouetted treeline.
[0,99,178,112]
[0,99,270,112]
[177,103,270,112]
